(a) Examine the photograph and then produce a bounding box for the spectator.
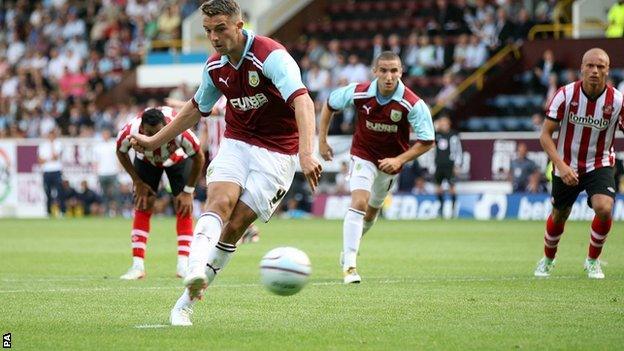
[417,35,436,74]
[532,49,561,93]
[387,33,402,56]
[306,62,330,103]
[464,34,488,71]
[435,73,458,111]
[450,33,469,74]
[333,161,350,195]
[531,113,544,132]
[509,142,537,192]
[526,169,548,193]
[77,180,103,216]
[370,34,385,64]
[341,54,369,83]
[513,8,535,42]
[402,32,421,75]
[543,73,558,110]
[411,176,435,195]
[93,129,120,216]
[157,4,181,42]
[38,127,65,217]
[606,0,624,38]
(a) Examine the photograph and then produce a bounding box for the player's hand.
[133,180,155,210]
[300,153,322,192]
[175,192,194,217]
[378,157,402,174]
[319,140,334,161]
[130,134,155,152]
[557,163,579,186]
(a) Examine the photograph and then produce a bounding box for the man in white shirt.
[93,129,120,216]
[37,127,65,216]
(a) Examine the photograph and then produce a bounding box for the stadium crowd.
[1,0,623,218]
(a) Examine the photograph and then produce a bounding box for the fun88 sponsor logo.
[230,93,269,112]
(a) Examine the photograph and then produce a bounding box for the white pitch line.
[0,276,583,294]
[134,324,169,329]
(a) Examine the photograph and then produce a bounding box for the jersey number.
[270,188,286,205]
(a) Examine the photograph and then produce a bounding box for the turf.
[1,218,623,350]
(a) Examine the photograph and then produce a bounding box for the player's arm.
[116,148,155,210]
[319,83,357,161]
[292,93,323,191]
[378,100,436,174]
[540,118,578,186]
[132,64,222,151]
[264,48,322,191]
[541,87,578,186]
[175,131,205,216]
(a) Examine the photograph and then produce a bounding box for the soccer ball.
[260,247,311,296]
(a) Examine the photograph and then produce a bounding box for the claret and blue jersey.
[327,79,435,168]
[192,29,308,155]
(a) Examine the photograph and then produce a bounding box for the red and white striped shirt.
[116,106,201,168]
[546,81,624,176]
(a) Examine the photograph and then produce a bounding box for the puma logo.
[363,105,371,115]
[219,76,230,87]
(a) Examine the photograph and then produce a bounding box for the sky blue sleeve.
[408,100,435,141]
[263,49,306,101]
[327,83,357,111]
[193,64,222,115]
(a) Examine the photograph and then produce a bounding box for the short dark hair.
[200,0,241,18]
[141,108,166,126]
[374,51,401,67]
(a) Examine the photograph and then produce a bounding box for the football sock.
[544,214,565,259]
[588,215,612,259]
[173,288,195,310]
[343,208,364,270]
[187,212,222,272]
[131,209,151,269]
[176,213,193,257]
[438,194,444,216]
[205,241,236,285]
[362,217,376,236]
[451,194,457,216]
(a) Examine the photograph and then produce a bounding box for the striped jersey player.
[535,48,624,280]
[128,0,321,326]
[319,51,435,284]
[116,106,204,280]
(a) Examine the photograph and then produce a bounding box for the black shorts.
[134,158,192,196]
[434,164,455,185]
[551,166,616,210]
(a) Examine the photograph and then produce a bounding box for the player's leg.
[342,157,378,283]
[121,159,161,280]
[448,169,457,218]
[166,159,194,278]
[362,206,380,236]
[583,167,616,279]
[534,173,578,277]
[434,168,444,217]
[184,139,248,286]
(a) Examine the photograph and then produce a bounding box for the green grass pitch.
[1,218,623,350]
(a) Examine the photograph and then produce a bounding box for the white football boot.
[183,268,208,301]
[343,267,361,284]
[584,258,605,279]
[534,257,555,277]
[170,307,193,326]
[120,267,145,280]
[176,257,188,279]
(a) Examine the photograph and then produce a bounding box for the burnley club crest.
[248,71,259,87]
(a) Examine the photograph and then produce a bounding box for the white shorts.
[207,138,297,222]
[349,155,397,208]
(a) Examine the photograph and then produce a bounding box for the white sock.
[173,288,195,310]
[132,257,144,270]
[187,212,223,274]
[343,208,364,270]
[205,241,236,285]
[177,255,188,268]
[362,218,377,236]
